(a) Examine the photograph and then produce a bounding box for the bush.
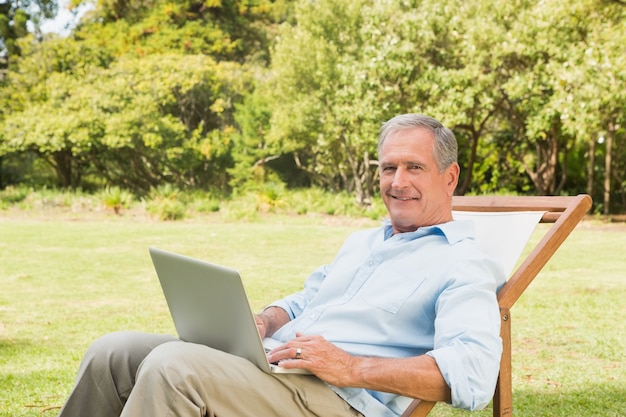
[145,198,187,221]
[191,197,222,214]
[98,187,134,214]
[0,185,388,221]
[0,186,30,209]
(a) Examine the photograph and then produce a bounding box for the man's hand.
[254,315,269,339]
[266,332,356,386]
[255,306,290,339]
[267,332,452,403]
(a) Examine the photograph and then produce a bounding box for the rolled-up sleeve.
[426,260,503,410]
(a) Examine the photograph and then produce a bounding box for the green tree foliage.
[1,0,625,213]
[546,0,626,213]
[69,0,289,63]
[0,0,293,192]
[267,0,440,203]
[0,0,57,69]
[260,0,625,209]
[2,44,247,191]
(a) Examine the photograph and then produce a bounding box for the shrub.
[0,185,30,205]
[98,187,134,214]
[145,198,187,221]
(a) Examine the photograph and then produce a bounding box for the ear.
[445,163,460,195]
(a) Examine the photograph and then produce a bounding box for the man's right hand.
[255,315,269,338]
[255,306,291,339]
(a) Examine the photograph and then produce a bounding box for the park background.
[1,0,625,216]
[1,0,626,416]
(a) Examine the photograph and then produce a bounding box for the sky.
[39,0,93,36]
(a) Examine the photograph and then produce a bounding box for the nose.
[391,167,409,188]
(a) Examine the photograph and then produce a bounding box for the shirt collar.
[382,218,474,244]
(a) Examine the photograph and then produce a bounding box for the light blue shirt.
[270,219,505,416]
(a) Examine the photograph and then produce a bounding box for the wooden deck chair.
[401,194,593,417]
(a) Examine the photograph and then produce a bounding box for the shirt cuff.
[426,346,492,411]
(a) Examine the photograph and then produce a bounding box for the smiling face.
[379,127,460,234]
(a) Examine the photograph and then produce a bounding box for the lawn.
[1,211,625,416]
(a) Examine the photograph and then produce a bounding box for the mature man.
[58,114,504,417]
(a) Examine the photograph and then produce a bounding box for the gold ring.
[295,347,302,359]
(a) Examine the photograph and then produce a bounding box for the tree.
[1,47,249,191]
[398,0,520,195]
[534,0,626,210]
[266,0,471,203]
[0,33,108,187]
[69,0,294,64]
[214,0,626,208]
[1,0,294,192]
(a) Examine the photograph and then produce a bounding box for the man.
[58,113,504,417]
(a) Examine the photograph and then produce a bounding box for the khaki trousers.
[57,331,363,417]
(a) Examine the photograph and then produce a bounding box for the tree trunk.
[361,151,372,206]
[524,134,559,196]
[604,129,613,215]
[587,137,596,197]
[458,129,479,196]
[50,149,75,188]
[0,156,4,189]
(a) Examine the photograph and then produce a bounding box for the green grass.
[1,212,625,416]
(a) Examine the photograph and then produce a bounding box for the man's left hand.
[266,332,356,386]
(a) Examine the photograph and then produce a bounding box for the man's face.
[379,127,459,234]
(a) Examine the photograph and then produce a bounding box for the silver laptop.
[149,247,310,375]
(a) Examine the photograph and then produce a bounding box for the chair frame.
[401,194,593,417]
